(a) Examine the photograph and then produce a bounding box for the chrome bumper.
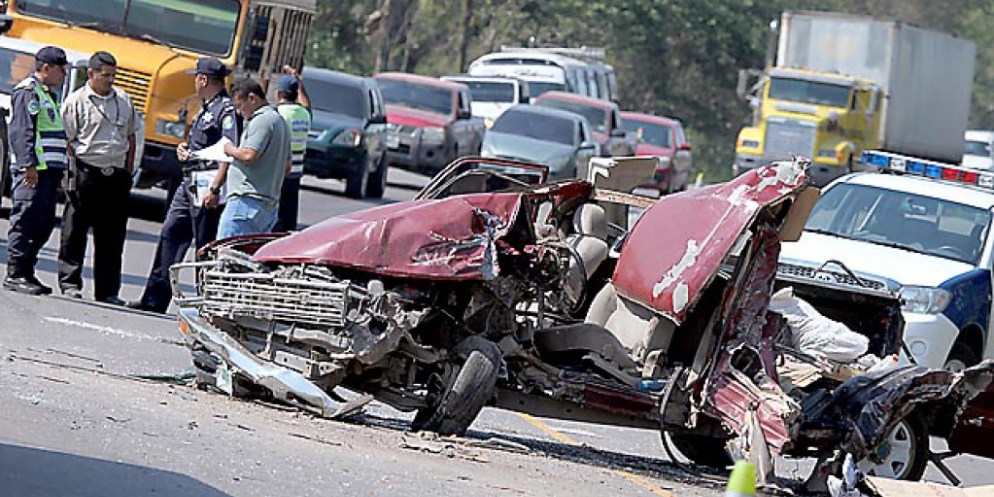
[176,307,367,418]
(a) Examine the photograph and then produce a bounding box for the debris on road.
[400,432,491,463]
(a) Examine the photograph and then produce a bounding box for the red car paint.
[613,163,807,324]
[253,193,525,281]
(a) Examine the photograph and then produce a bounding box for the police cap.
[187,57,230,78]
[36,46,68,66]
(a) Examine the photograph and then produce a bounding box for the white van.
[468,47,617,101]
[963,129,994,171]
[440,74,529,125]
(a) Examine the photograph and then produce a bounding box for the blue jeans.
[217,195,278,240]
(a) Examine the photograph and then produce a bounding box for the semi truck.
[734,11,976,185]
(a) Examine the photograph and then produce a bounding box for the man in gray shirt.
[219,78,289,238]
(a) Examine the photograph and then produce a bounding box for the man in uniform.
[58,51,140,304]
[4,46,69,295]
[273,65,310,232]
[129,57,239,313]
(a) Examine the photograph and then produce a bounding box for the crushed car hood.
[252,193,525,280]
[613,161,808,324]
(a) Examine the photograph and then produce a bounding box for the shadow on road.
[0,442,232,497]
[346,412,729,492]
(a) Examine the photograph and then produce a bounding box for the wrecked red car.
[172,158,994,484]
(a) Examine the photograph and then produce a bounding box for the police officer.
[129,57,239,313]
[4,46,69,295]
[273,66,311,232]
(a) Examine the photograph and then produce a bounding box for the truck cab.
[734,67,881,186]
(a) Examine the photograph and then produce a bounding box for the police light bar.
[860,150,994,189]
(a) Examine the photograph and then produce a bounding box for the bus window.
[572,68,587,96]
[587,69,599,99]
[596,71,608,100]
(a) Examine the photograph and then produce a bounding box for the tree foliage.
[305,0,992,182]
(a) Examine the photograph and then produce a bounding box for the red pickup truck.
[374,73,486,175]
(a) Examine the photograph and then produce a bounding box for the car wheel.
[664,432,733,468]
[364,153,388,199]
[856,412,928,481]
[411,336,501,437]
[944,342,980,372]
[344,154,371,199]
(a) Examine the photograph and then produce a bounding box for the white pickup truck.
[782,154,994,371]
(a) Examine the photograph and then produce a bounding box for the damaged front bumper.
[176,307,363,418]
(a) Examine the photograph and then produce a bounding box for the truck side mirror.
[610,128,626,138]
[457,109,472,120]
[678,143,692,151]
[369,114,387,125]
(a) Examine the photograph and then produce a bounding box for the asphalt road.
[0,167,991,496]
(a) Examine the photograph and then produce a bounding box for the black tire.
[365,153,388,199]
[944,341,980,372]
[856,411,928,481]
[412,336,501,436]
[664,432,733,468]
[344,154,371,199]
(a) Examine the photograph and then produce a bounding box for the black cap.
[186,57,230,77]
[35,46,68,66]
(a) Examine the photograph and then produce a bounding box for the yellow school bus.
[1,0,316,189]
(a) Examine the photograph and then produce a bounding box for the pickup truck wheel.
[364,153,388,199]
[664,432,732,468]
[856,412,928,481]
[944,342,979,372]
[344,154,371,199]
[411,336,501,437]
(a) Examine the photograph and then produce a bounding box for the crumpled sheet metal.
[178,308,356,418]
[807,361,994,459]
[252,193,525,281]
[613,160,807,325]
[703,226,797,454]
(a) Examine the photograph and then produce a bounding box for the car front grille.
[777,262,886,291]
[201,269,350,328]
[114,67,152,112]
[765,119,816,160]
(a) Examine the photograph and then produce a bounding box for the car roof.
[374,72,465,91]
[441,74,522,85]
[499,104,585,123]
[471,51,588,68]
[0,36,90,64]
[620,111,682,127]
[965,130,994,142]
[836,172,994,210]
[534,91,616,109]
[302,67,372,88]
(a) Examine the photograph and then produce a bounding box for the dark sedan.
[302,68,389,199]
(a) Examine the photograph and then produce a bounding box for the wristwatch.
[210,186,222,195]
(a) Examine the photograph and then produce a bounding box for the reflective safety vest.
[277,103,310,178]
[13,77,67,170]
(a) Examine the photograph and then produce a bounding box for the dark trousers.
[138,176,221,311]
[7,167,62,278]
[57,162,131,299]
[273,175,301,232]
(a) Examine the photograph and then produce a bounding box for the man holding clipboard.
[129,57,240,313]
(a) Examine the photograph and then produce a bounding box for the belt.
[77,159,123,177]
